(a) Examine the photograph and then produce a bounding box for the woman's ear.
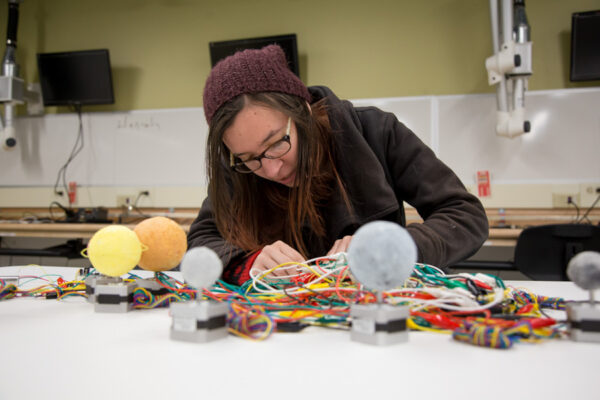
[306,101,312,115]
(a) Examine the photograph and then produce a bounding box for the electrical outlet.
[552,193,580,208]
[585,186,600,194]
[116,195,133,207]
[116,190,151,208]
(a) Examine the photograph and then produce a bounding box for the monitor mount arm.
[485,0,532,138]
[0,0,43,151]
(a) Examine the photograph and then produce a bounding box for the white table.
[1,266,598,400]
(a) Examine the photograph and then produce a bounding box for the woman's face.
[223,103,298,187]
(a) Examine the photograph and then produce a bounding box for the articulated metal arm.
[485,0,532,138]
[0,0,43,150]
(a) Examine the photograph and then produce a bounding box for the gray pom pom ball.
[347,221,417,292]
[180,247,223,290]
[567,251,600,291]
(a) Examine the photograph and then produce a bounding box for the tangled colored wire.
[128,271,195,308]
[0,273,87,300]
[1,257,568,349]
[211,254,568,348]
[0,278,17,300]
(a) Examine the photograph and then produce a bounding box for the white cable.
[249,256,349,295]
[248,256,506,313]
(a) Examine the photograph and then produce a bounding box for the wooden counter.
[0,222,521,246]
[1,206,597,244]
[0,222,191,239]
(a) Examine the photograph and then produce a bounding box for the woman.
[188,44,488,285]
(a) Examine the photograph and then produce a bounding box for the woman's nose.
[259,157,282,179]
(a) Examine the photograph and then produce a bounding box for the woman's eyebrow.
[234,123,286,157]
[259,127,282,146]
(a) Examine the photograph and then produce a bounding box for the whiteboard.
[1,87,599,188]
[437,88,600,185]
[5,108,208,186]
[351,96,434,149]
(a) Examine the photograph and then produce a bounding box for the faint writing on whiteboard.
[116,116,161,131]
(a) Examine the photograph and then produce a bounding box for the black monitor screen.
[209,34,299,77]
[570,10,600,82]
[37,49,115,106]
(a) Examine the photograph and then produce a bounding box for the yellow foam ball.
[134,216,188,272]
[86,225,143,277]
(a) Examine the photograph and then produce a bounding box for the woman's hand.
[250,240,305,278]
[326,235,353,256]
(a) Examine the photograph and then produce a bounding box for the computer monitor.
[570,10,600,82]
[37,49,115,106]
[209,34,300,77]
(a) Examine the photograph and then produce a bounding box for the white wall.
[1,87,599,208]
[4,108,208,186]
[352,87,600,185]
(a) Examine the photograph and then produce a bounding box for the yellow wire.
[406,318,452,334]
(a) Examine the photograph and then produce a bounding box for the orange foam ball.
[134,216,188,271]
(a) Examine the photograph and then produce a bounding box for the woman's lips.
[279,172,295,186]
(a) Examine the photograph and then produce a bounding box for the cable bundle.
[453,322,512,349]
[130,272,195,309]
[0,273,87,300]
[227,302,275,341]
[0,278,17,300]
[398,269,566,348]
[0,259,569,349]
[132,286,187,309]
[231,255,567,348]
[452,315,561,349]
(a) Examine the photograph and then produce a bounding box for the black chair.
[514,224,600,281]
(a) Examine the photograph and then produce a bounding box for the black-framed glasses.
[229,117,292,173]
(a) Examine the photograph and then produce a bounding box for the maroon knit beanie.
[202,44,311,124]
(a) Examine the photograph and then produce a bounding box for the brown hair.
[206,92,351,257]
